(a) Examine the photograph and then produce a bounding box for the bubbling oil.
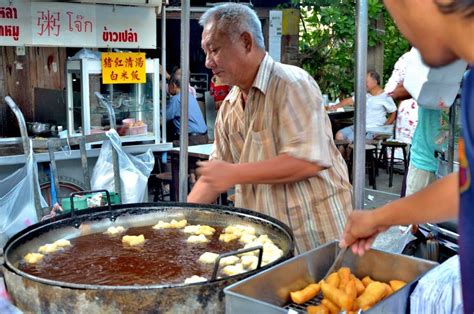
[19,225,242,286]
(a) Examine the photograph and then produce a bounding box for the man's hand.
[339,210,388,256]
[196,160,237,194]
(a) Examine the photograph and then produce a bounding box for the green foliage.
[294,0,409,100]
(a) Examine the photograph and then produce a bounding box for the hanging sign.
[102,52,146,84]
[0,0,156,48]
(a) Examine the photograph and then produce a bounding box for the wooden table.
[327,108,354,136]
[327,108,354,120]
[169,144,214,202]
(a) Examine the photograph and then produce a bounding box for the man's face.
[384,0,459,67]
[366,74,377,91]
[201,22,247,86]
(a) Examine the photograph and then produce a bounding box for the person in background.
[188,3,352,253]
[384,48,419,145]
[210,74,231,110]
[170,67,197,97]
[405,107,443,195]
[331,70,397,158]
[166,73,208,146]
[340,1,474,312]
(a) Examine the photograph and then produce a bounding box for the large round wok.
[3,202,294,313]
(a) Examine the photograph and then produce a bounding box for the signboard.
[102,52,146,84]
[0,1,156,48]
[0,2,30,46]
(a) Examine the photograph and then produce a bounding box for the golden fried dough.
[24,253,44,264]
[290,283,320,304]
[186,234,209,243]
[105,226,126,235]
[122,234,145,246]
[153,219,187,229]
[184,275,207,284]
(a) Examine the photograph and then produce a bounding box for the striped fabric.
[211,54,353,253]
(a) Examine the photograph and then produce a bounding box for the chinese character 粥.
[36,10,60,37]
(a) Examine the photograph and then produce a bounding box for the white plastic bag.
[0,142,47,248]
[404,48,466,109]
[91,129,155,203]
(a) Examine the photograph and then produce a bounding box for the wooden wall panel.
[32,47,66,90]
[4,46,33,135]
[1,46,66,137]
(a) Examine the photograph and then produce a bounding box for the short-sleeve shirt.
[166,92,207,134]
[364,93,397,129]
[385,49,419,144]
[211,54,353,253]
[410,107,442,172]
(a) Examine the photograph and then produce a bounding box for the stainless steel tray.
[225,241,438,313]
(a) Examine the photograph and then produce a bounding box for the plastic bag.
[0,142,47,248]
[91,129,155,203]
[68,48,101,60]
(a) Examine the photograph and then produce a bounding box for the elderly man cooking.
[187,3,352,253]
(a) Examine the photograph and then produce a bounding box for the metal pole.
[161,4,167,144]
[179,0,190,202]
[353,0,368,209]
[447,102,457,173]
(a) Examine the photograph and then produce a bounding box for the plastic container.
[122,118,136,126]
[125,124,147,135]
[61,192,120,212]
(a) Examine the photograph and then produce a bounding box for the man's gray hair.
[199,3,265,50]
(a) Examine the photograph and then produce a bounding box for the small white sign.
[268,10,282,62]
[269,10,282,37]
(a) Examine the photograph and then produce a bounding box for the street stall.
[0,0,465,313]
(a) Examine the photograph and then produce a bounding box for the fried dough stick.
[321,282,353,311]
[290,283,321,304]
[356,281,386,310]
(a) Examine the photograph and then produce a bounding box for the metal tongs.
[323,246,348,278]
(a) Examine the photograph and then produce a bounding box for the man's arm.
[187,179,221,203]
[166,97,178,121]
[388,83,412,101]
[384,111,397,125]
[341,173,459,254]
[192,153,325,195]
[331,96,354,110]
[375,172,458,225]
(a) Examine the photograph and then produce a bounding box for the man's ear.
[240,32,253,52]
